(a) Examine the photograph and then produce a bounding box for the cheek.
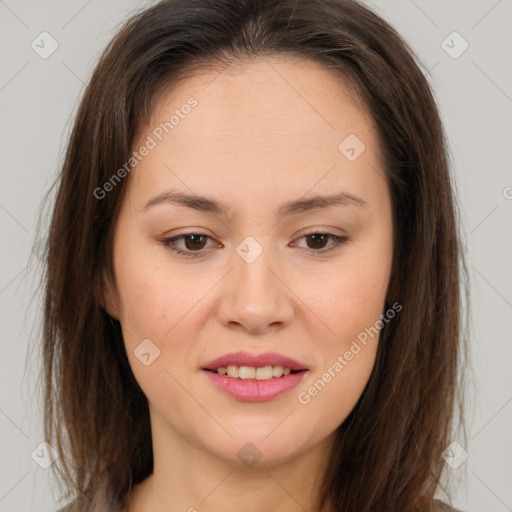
[297,344,377,438]
[114,264,203,405]
[304,223,392,335]
[294,250,389,423]
[295,273,383,429]
[305,258,390,347]
[113,252,218,399]
[116,272,170,336]
[113,243,202,340]
[316,272,382,385]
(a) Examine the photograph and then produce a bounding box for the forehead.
[146,56,374,139]
[128,56,385,209]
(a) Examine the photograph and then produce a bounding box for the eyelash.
[160,232,350,258]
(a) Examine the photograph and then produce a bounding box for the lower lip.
[202,369,308,401]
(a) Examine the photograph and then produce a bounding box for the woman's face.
[105,56,394,468]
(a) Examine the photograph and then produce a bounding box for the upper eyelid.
[167,224,347,238]
[167,229,344,242]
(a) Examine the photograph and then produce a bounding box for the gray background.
[0,0,511,511]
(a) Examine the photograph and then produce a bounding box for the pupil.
[186,234,206,250]
[308,234,326,249]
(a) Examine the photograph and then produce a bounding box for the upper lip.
[202,351,308,371]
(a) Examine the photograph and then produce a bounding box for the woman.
[40,0,469,510]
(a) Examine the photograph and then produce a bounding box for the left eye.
[161,232,349,258]
[292,232,348,252]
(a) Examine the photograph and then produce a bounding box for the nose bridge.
[217,235,294,332]
[234,235,281,305]
[237,246,275,293]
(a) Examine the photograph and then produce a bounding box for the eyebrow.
[141,189,367,218]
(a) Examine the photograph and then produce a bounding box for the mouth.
[202,365,305,380]
[201,365,309,402]
[201,351,309,401]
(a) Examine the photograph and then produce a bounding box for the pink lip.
[202,351,308,371]
[202,369,309,402]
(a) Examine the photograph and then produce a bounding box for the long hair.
[39,0,470,510]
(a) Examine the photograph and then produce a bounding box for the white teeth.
[226,365,239,378]
[239,366,256,379]
[272,365,283,377]
[256,366,273,380]
[215,364,296,380]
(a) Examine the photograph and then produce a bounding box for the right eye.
[161,233,218,257]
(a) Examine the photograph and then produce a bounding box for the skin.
[103,55,394,512]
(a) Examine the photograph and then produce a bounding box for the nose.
[216,242,295,335]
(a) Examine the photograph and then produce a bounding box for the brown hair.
[38,0,470,510]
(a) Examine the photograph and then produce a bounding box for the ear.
[96,268,120,320]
